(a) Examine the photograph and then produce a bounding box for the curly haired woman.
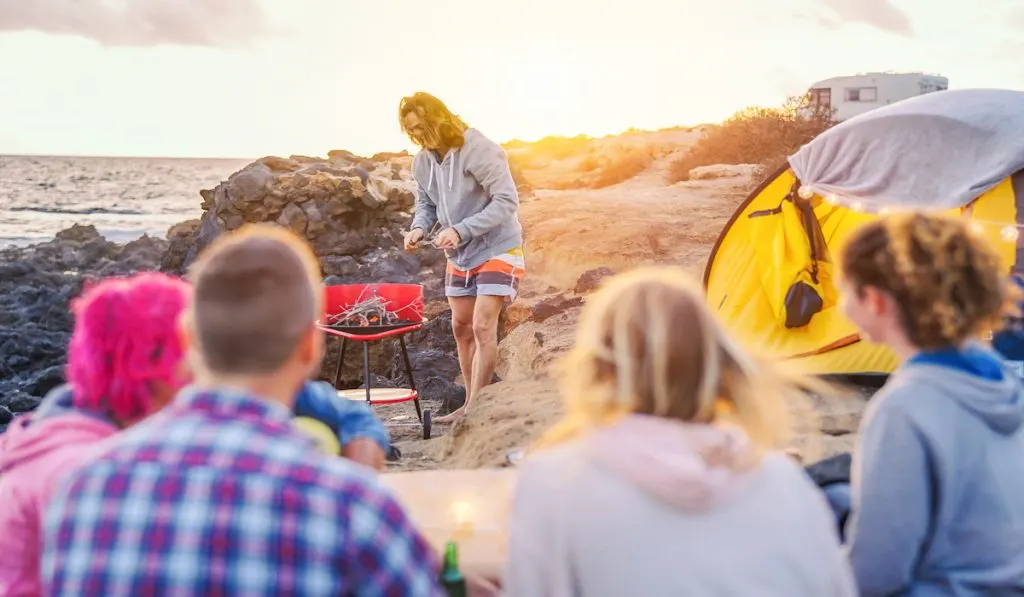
[838,212,1024,597]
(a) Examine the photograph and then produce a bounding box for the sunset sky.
[1,0,1021,158]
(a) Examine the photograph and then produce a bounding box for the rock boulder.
[0,225,167,427]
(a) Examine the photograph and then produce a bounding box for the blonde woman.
[503,267,856,597]
[399,92,524,424]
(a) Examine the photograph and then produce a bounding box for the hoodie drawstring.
[448,154,455,190]
[437,152,456,226]
[429,151,462,271]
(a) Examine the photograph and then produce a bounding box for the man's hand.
[404,228,425,252]
[433,227,461,250]
[341,438,386,471]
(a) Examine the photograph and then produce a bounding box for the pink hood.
[0,413,117,597]
[0,413,115,474]
[585,414,759,510]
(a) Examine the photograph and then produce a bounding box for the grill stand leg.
[399,335,422,423]
[363,341,372,405]
[333,337,348,389]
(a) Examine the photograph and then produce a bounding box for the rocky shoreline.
[0,226,171,428]
[0,150,492,433]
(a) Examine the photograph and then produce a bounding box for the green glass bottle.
[439,540,467,597]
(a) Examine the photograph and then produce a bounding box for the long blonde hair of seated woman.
[533,266,830,458]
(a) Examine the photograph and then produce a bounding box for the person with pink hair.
[0,271,191,597]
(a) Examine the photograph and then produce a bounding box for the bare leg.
[438,295,503,424]
[438,296,475,422]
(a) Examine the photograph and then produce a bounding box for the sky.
[0,0,1021,158]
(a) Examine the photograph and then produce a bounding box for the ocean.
[0,155,252,248]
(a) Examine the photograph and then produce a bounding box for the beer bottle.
[439,540,467,597]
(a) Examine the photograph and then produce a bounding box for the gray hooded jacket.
[409,128,523,270]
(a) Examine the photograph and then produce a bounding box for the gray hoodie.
[845,347,1024,597]
[409,128,523,270]
[503,415,856,597]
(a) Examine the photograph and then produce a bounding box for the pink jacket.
[0,405,116,596]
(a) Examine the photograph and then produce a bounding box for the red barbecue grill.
[318,283,432,439]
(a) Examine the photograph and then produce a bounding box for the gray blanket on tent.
[788,88,1024,210]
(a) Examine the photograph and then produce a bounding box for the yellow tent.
[704,88,1024,376]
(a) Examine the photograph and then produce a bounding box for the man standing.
[400,92,524,424]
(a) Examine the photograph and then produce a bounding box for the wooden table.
[380,468,519,580]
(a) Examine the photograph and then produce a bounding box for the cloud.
[813,0,913,35]
[0,0,277,47]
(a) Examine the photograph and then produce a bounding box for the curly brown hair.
[840,211,1019,349]
[398,92,469,150]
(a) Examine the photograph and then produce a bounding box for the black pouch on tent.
[784,279,824,328]
[784,191,829,328]
[747,182,830,328]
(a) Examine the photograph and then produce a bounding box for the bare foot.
[435,406,466,424]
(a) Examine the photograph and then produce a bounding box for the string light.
[792,185,1022,239]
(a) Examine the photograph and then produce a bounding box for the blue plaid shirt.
[41,387,445,596]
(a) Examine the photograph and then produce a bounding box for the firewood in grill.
[327,295,402,328]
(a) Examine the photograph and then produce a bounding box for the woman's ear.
[862,286,888,316]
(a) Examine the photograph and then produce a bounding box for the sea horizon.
[1,154,252,248]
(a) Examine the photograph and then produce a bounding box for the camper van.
[806,72,949,122]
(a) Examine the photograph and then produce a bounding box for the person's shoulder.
[752,453,842,527]
[462,128,501,152]
[743,452,841,514]
[410,149,431,173]
[756,451,820,488]
[866,369,944,418]
[515,440,591,492]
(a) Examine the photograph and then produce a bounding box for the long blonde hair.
[535,266,827,455]
[398,92,469,150]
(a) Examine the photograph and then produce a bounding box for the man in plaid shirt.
[40,225,447,596]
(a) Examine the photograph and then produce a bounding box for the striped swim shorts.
[445,246,526,302]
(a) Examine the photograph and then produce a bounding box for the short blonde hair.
[185,224,323,375]
[536,266,825,454]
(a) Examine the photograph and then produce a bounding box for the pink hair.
[66,271,192,423]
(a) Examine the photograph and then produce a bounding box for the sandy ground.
[369,130,873,473]
[506,128,703,190]
[375,139,798,471]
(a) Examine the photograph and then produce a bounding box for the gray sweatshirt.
[845,347,1024,596]
[409,128,523,270]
